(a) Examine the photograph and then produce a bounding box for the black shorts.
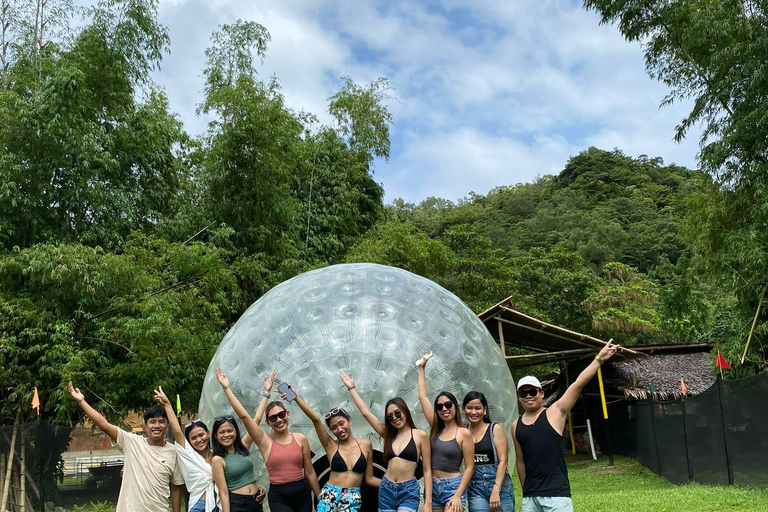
[268,478,312,512]
[229,493,264,512]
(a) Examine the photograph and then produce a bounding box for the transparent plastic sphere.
[198,263,518,486]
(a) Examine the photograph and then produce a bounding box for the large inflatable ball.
[198,263,518,487]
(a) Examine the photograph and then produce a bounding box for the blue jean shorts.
[189,498,220,512]
[521,497,572,512]
[379,476,420,512]
[430,474,467,509]
[467,465,515,512]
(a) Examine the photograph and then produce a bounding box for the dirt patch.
[595,466,625,475]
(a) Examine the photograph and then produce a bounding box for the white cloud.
[151,0,702,203]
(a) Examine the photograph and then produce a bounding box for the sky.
[150,0,702,203]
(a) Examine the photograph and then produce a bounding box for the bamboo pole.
[0,424,18,511]
[497,318,506,357]
[741,283,767,364]
[20,430,25,512]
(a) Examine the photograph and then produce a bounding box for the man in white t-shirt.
[69,382,185,512]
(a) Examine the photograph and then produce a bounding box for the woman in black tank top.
[417,355,475,512]
[290,384,379,512]
[462,392,515,512]
[339,370,433,512]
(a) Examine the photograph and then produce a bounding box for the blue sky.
[152,0,702,203]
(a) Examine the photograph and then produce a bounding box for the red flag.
[716,351,732,370]
[31,387,40,415]
[680,378,688,396]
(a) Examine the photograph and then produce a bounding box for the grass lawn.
[515,453,768,512]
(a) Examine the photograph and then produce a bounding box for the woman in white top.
[156,387,220,512]
[155,386,268,512]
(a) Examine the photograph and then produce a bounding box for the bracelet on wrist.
[262,392,270,398]
[347,386,355,390]
[595,355,604,365]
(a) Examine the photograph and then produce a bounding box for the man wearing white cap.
[511,340,617,512]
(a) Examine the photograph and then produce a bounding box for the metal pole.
[716,375,734,485]
[680,398,694,482]
[586,419,597,460]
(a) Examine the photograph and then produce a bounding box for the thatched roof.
[602,351,716,400]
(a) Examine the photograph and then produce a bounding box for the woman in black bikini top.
[339,370,433,512]
[291,385,379,512]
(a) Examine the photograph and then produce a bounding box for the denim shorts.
[317,483,361,512]
[379,476,421,512]
[430,474,467,509]
[467,465,515,512]
[521,497,572,512]
[189,499,219,512]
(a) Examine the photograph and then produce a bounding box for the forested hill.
[348,147,722,346]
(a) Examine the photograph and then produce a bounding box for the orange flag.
[31,387,40,415]
[680,378,688,397]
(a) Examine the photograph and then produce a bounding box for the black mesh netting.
[606,373,768,487]
[723,373,768,487]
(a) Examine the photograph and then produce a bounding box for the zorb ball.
[198,263,518,487]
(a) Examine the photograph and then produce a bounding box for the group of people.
[68,341,617,512]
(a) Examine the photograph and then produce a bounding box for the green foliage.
[584,0,768,374]
[344,220,455,282]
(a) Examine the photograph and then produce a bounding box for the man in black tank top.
[511,340,618,512]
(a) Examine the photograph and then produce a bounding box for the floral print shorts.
[317,483,362,512]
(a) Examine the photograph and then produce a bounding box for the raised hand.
[415,350,433,368]
[338,370,355,390]
[154,386,171,406]
[215,367,230,389]
[264,371,277,393]
[68,382,85,403]
[598,339,618,362]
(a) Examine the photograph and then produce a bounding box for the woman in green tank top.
[211,369,271,512]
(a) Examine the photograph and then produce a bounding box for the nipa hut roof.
[602,351,716,400]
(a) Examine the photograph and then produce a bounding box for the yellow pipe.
[597,366,609,419]
[568,414,576,454]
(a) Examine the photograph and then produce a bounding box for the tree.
[584,0,768,371]
[584,262,662,344]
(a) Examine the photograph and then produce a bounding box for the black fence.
[0,422,121,511]
[595,373,768,488]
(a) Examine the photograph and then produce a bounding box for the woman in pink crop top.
[216,368,321,512]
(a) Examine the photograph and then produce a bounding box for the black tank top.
[515,410,571,497]
[474,424,496,465]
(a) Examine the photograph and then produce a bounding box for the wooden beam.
[498,306,642,355]
[495,316,598,350]
[497,318,506,357]
[504,348,595,360]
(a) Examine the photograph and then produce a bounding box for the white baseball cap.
[517,376,542,390]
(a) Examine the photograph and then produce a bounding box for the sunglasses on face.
[518,388,540,398]
[386,410,403,423]
[435,401,454,412]
[323,408,348,420]
[267,410,288,423]
[214,415,234,422]
[185,419,205,429]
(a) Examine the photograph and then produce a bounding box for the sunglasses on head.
[214,415,234,422]
[435,401,454,412]
[185,419,205,429]
[323,408,348,420]
[267,410,288,423]
[518,388,540,398]
[386,410,402,422]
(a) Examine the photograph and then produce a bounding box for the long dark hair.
[382,397,416,464]
[462,391,491,424]
[430,391,464,441]
[211,417,249,458]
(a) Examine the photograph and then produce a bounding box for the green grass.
[513,454,768,512]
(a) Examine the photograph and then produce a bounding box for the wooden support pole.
[0,424,18,511]
[497,318,506,357]
[20,430,26,512]
[741,283,767,364]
